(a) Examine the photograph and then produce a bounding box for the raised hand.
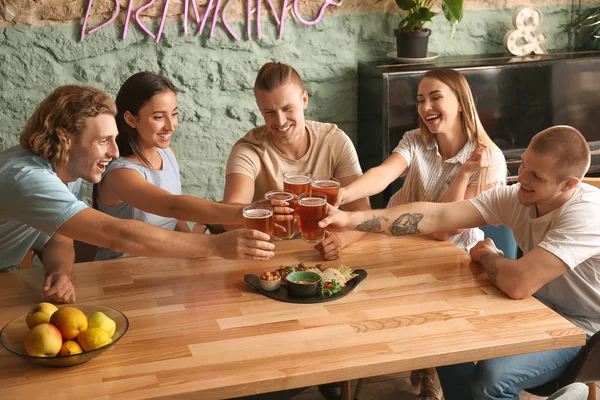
[461,142,492,176]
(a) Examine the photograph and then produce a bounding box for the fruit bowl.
[0,305,128,367]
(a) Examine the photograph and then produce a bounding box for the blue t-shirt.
[95,148,181,260]
[0,146,87,269]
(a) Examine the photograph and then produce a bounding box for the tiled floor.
[292,372,599,400]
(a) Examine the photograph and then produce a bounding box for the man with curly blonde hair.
[0,85,275,303]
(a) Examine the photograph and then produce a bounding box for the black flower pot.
[394,29,431,58]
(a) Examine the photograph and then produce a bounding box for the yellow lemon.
[87,311,116,337]
[77,327,112,351]
[59,340,83,356]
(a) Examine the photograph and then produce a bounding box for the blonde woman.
[337,68,506,399]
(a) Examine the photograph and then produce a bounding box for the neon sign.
[81,0,343,43]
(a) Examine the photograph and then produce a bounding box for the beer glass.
[310,176,340,205]
[297,192,327,243]
[283,171,311,233]
[242,205,274,239]
[264,190,295,240]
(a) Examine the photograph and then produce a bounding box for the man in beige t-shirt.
[224,62,370,261]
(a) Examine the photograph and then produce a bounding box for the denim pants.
[437,343,586,400]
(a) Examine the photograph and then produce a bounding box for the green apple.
[87,311,116,337]
[25,302,58,329]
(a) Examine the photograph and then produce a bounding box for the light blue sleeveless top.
[95,148,181,260]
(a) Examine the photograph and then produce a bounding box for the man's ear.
[563,177,580,192]
[124,111,137,129]
[302,90,309,110]
[57,128,73,149]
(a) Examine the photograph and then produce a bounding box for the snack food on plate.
[261,263,358,296]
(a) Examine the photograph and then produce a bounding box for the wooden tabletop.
[0,235,586,399]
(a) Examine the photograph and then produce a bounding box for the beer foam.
[299,197,326,206]
[243,209,273,218]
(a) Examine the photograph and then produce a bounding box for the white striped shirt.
[387,129,507,251]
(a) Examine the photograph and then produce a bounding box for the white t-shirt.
[388,129,507,251]
[470,183,600,335]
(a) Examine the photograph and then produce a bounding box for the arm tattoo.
[480,254,500,286]
[388,213,424,236]
[356,215,389,233]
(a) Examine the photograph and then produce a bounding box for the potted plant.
[393,0,464,58]
[562,5,600,50]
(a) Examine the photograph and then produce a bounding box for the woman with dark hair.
[95,72,284,260]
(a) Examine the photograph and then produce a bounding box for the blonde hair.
[20,85,116,168]
[530,125,590,181]
[254,62,305,93]
[418,68,500,193]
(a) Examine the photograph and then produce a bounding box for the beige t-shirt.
[470,183,600,335]
[225,120,363,202]
[388,129,507,251]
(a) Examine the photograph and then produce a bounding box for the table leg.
[342,380,351,400]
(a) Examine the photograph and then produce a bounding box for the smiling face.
[126,90,178,150]
[255,82,308,145]
[517,149,576,215]
[417,77,463,136]
[61,113,119,183]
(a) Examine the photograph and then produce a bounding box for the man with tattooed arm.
[320,126,600,400]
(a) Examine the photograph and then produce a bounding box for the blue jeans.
[437,344,586,400]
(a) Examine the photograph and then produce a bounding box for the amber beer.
[242,205,274,238]
[297,192,327,243]
[264,190,295,240]
[283,171,311,232]
[310,177,340,205]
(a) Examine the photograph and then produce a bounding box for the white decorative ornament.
[504,7,548,56]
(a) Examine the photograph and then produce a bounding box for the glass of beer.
[264,190,295,240]
[297,192,327,243]
[310,176,340,205]
[283,171,312,197]
[242,204,274,239]
[283,171,312,233]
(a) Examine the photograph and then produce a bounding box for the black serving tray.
[244,269,368,304]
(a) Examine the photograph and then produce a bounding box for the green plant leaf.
[396,0,417,11]
[442,0,463,23]
[417,7,433,22]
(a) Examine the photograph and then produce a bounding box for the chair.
[479,225,518,260]
[526,331,600,400]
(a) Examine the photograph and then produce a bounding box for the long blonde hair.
[418,68,499,193]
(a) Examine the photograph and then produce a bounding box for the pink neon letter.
[123,0,136,39]
[87,0,120,35]
[80,0,94,42]
[156,0,171,42]
[221,0,241,41]
[136,0,157,39]
[293,0,341,25]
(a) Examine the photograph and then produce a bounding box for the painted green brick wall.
[0,7,575,201]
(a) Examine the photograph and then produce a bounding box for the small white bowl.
[259,277,281,291]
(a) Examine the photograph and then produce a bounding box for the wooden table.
[0,235,586,399]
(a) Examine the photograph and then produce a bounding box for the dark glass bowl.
[0,304,128,367]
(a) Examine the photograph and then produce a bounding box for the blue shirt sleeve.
[6,168,88,236]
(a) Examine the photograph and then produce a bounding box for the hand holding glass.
[297,192,327,243]
[242,205,274,239]
[264,190,295,240]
